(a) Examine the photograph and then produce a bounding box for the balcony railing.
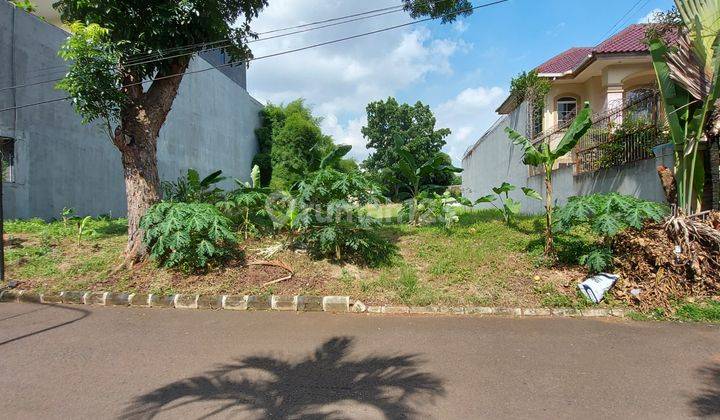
[528,90,666,177]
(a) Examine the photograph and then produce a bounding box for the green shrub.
[216,166,272,239]
[295,152,394,265]
[399,191,464,229]
[554,193,668,272]
[140,202,238,272]
[161,169,226,204]
[475,182,541,225]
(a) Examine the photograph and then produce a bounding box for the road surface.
[0,302,718,419]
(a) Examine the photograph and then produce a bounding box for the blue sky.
[247,0,674,164]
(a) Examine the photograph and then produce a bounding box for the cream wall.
[539,60,655,136]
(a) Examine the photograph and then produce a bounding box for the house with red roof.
[460,24,695,213]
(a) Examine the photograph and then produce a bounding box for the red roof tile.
[594,24,652,53]
[536,47,592,74]
[536,24,673,75]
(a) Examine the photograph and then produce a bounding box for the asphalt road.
[0,302,719,419]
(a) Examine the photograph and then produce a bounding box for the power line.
[598,0,648,42]
[6,0,431,82]
[0,0,508,114]
[0,2,415,92]
[0,0,479,93]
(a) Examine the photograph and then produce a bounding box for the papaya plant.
[475,182,541,224]
[505,102,593,256]
[217,166,272,239]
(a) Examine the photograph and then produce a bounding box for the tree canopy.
[361,97,451,200]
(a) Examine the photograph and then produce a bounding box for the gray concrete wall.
[462,99,673,215]
[0,1,262,220]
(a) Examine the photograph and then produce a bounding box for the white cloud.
[452,20,469,33]
[246,0,471,159]
[433,86,507,164]
[638,8,663,24]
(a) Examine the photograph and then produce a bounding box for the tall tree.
[267,100,334,190]
[55,1,267,263]
[55,0,474,263]
[362,98,451,199]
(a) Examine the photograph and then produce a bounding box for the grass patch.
[675,301,720,322]
[4,209,597,307]
[626,301,720,323]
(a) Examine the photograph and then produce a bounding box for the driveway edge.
[0,289,626,318]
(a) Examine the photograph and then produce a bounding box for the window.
[1,137,14,182]
[531,104,544,138]
[556,97,577,126]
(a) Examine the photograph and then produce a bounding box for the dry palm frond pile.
[612,212,720,310]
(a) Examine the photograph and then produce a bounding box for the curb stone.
[0,289,627,318]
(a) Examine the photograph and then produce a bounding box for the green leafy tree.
[647,0,720,214]
[362,98,451,199]
[268,100,334,190]
[475,182,541,225]
[54,0,268,263]
[554,193,669,272]
[505,103,593,256]
[252,105,286,187]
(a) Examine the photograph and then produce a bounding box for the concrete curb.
[0,289,627,318]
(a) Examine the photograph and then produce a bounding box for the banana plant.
[475,182,541,225]
[392,136,463,225]
[505,103,593,256]
[647,0,720,214]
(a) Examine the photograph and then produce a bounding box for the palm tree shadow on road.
[121,336,445,419]
[691,363,720,417]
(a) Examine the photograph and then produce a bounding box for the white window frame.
[556,97,578,126]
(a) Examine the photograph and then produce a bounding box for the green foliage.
[675,300,720,322]
[554,193,668,236]
[294,150,394,265]
[55,0,267,86]
[161,169,226,204]
[267,100,334,190]
[401,0,474,23]
[509,69,551,109]
[217,166,272,239]
[596,120,670,169]
[140,202,237,272]
[475,182,540,225]
[390,136,463,225]
[77,216,93,246]
[554,193,669,272]
[647,4,719,214]
[578,248,613,273]
[505,102,593,255]
[55,22,124,124]
[400,191,466,229]
[11,0,37,13]
[362,97,452,199]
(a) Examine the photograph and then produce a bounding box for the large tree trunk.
[114,59,189,263]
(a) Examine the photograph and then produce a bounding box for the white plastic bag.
[578,273,619,303]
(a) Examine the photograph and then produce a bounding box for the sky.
[246,0,674,165]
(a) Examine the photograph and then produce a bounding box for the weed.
[675,301,720,322]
